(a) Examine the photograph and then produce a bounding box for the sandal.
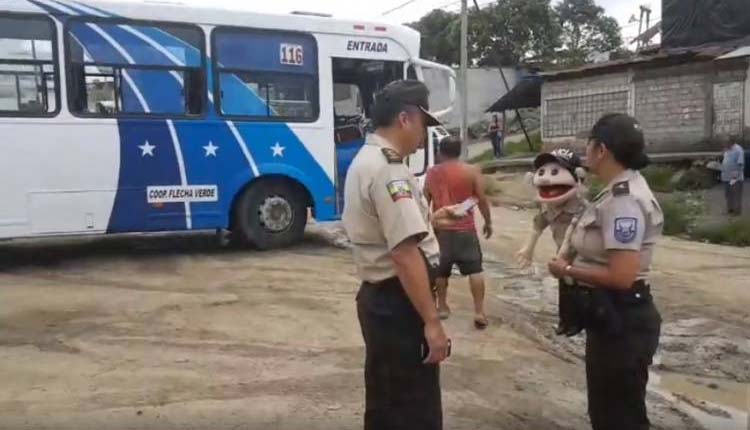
[474,315,489,330]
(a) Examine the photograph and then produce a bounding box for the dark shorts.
[435,230,483,278]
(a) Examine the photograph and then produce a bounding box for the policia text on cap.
[342,80,456,430]
[548,113,663,430]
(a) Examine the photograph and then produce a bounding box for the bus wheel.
[233,179,307,250]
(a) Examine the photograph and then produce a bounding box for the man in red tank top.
[424,136,493,329]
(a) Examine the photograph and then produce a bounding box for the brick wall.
[633,64,712,152]
[542,72,630,141]
[541,61,750,152]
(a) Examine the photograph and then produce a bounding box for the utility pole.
[459,0,469,158]
[637,5,652,50]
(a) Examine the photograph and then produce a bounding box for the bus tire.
[232,179,308,250]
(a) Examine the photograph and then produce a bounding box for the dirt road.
[0,202,747,429]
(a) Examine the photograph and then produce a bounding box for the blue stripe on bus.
[49,0,84,14]
[125,69,186,114]
[109,120,189,232]
[71,0,115,16]
[132,25,202,67]
[218,73,270,116]
[54,5,338,230]
[96,23,196,68]
[26,0,71,15]
[69,22,130,64]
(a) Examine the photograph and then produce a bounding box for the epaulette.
[612,181,630,197]
[381,148,403,164]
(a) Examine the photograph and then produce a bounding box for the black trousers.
[357,280,442,430]
[585,296,661,430]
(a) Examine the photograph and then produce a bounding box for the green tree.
[407,10,461,65]
[470,0,561,66]
[554,0,623,67]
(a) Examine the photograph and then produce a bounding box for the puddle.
[484,252,750,430]
[650,369,748,430]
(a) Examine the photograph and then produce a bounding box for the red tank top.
[425,160,476,232]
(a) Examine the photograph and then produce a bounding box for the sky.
[170,0,662,45]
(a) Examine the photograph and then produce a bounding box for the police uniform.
[569,169,663,430]
[343,131,442,429]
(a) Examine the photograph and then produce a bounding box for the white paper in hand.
[452,197,478,217]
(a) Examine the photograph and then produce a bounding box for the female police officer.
[548,113,663,430]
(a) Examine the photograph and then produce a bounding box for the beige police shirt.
[342,133,440,283]
[571,169,664,281]
[534,197,587,249]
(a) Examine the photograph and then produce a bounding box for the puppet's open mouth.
[539,185,574,199]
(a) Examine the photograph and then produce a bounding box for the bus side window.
[0,14,59,116]
[213,28,319,122]
[65,20,206,118]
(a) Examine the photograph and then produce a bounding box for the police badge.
[614,217,638,243]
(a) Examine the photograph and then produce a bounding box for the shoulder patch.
[381,148,403,164]
[614,217,638,243]
[612,181,630,197]
[387,180,412,201]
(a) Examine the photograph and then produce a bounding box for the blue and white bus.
[0,0,454,249]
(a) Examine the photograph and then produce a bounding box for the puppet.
[516,149,588,336]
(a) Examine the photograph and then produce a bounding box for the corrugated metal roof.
[543,36,750,79]
[718,46,750,60]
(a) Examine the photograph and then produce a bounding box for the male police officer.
[343,80,451,430]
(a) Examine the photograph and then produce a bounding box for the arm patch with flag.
[387,180,412,201]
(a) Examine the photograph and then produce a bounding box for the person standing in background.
[487,113,504,158]
[721,137,745,216]
[424,136,493,329]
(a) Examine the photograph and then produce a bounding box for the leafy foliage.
[408,0,622,68]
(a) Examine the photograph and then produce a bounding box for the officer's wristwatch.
[564,264,573,274]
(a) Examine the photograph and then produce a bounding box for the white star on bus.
[139,141,155,157]
[203,141,219,157]
[271,142,285,158]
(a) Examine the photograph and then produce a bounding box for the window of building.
[544,91,629,138]
[66,19,205,117]
[0,14,58,116]
[214,28,319,122]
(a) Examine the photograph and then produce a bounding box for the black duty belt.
[609,280,652,305]
[569,279,652,305]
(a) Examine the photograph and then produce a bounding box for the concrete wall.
[634,63,712,152]
[430,67,520,128]
[542,72,630,139]
[541,72,631,151]
[540,59,750,153]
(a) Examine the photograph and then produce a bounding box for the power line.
[381,0,420,16]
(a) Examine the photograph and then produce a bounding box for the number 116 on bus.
[280,44,304,66]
